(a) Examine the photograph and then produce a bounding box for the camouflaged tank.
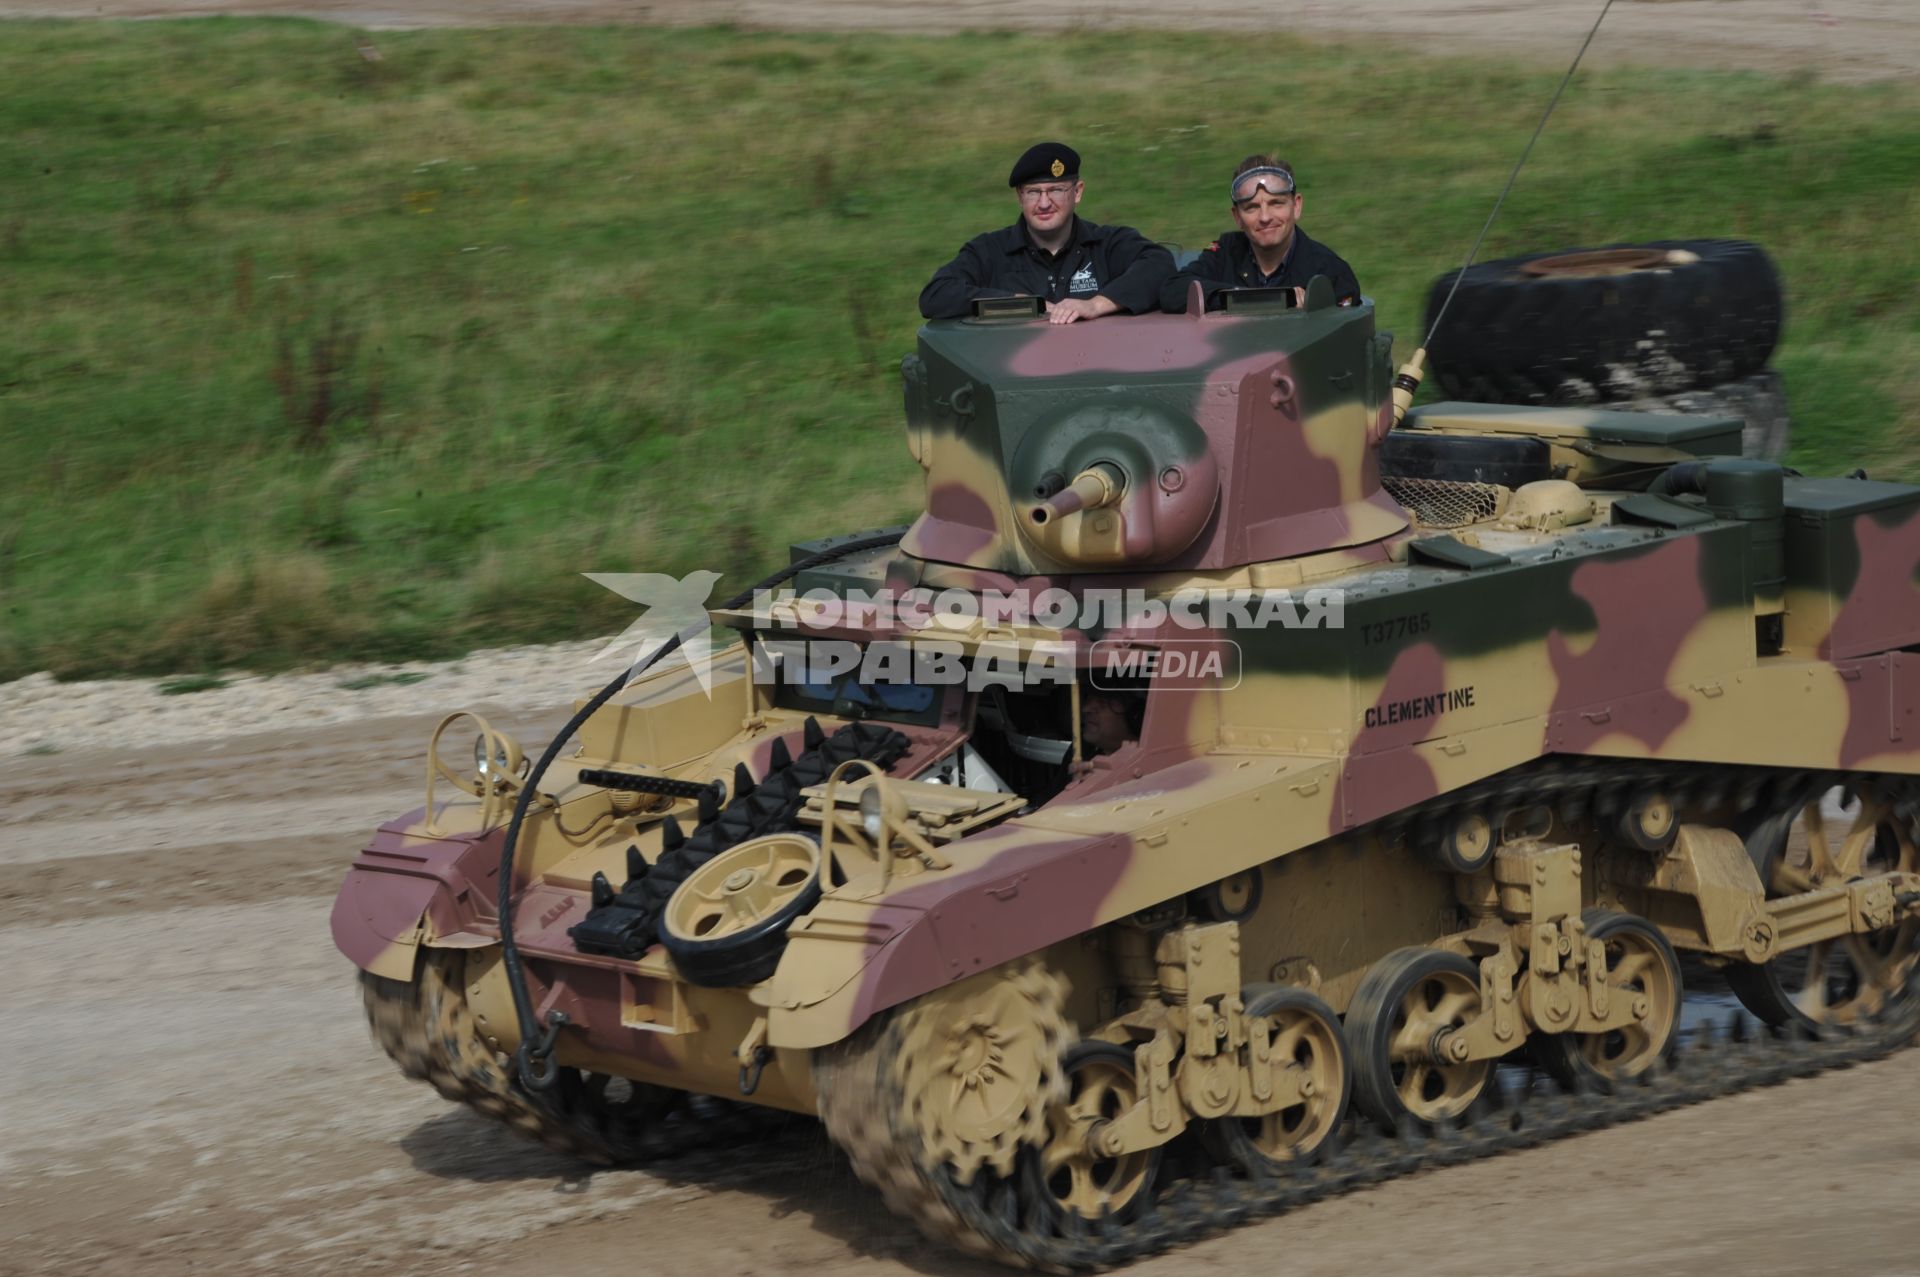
[333,278,1920,1269]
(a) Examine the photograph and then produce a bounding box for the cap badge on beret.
[1009,141,1080,187]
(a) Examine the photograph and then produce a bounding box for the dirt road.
[4,704,1919,1276]
[1,0,1916,83]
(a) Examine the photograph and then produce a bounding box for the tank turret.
[899,286,1409,575]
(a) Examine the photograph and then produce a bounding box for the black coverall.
[919,217,1175,320]
[1158,228,1361,313]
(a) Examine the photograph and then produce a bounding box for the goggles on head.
[1231,167,1296,206]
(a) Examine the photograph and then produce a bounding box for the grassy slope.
[1,20,1916,680]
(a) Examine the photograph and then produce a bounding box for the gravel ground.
[1,638,616,755]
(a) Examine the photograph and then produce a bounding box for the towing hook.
[516,1009,572,1092]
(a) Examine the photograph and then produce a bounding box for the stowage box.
[1780,477,1920,658]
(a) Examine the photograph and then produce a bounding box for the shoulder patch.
[1206,241,1219,253]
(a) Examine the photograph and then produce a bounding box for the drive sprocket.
[815,957,1072,1263]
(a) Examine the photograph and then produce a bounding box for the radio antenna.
[1390,0,1620,427]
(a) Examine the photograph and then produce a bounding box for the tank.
[332,281,1920,1267]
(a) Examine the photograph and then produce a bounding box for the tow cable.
[497,531,905,1093]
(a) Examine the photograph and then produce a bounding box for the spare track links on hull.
[568,718,911,959]
[360,950,785,1165]
[814,755,1920,1272]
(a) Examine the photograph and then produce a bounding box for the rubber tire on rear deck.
[1424,239,1782,406]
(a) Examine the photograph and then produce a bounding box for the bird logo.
[583,570,726,694]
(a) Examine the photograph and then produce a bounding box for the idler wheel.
[661,833,822,988]
[1024,1041,1161,1224]
[1201,985,1349,1175]
[1348,948,1489,1131]
[1727,787,1920,1029]
[1533,910,1682,1093]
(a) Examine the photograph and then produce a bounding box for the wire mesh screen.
[1381,477,1504,529]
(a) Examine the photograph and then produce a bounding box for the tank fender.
[766,829,1129,1050]
[766,753,1336,1048]
[329,814,501,980]
[331,869,434,981]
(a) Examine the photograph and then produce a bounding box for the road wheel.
[1348,948,1490,1131]
[1425,239,1782,405]
[1202,985,1349,1174]
[1727,786,1920,1029]
[1023,1041,1161,1224]
[1533,910,1682,1093]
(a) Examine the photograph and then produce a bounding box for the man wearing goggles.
[919,141,1174,325]
[1159,156,1360,313]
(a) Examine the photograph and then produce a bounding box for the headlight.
[859,785,887,841]
[473,733,512,781]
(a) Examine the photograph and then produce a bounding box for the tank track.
[359,950,781,1165]
[818,757,1920,1272]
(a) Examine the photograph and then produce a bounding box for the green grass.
[1,19,1916,680]
[337,670,429,690]
[156,673,231,695]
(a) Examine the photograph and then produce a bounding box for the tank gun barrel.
[1031,463,1125,525]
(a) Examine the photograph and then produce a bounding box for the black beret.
[1008,142,1080,188]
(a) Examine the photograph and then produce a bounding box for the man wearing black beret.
[919,142,1174,324]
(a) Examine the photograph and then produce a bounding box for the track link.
[814,1014,1007,1262]
[816,757,1920,1272]
[359,950,777,1164]
[873,1000,1919,1272]
[816,961,1072,1269]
